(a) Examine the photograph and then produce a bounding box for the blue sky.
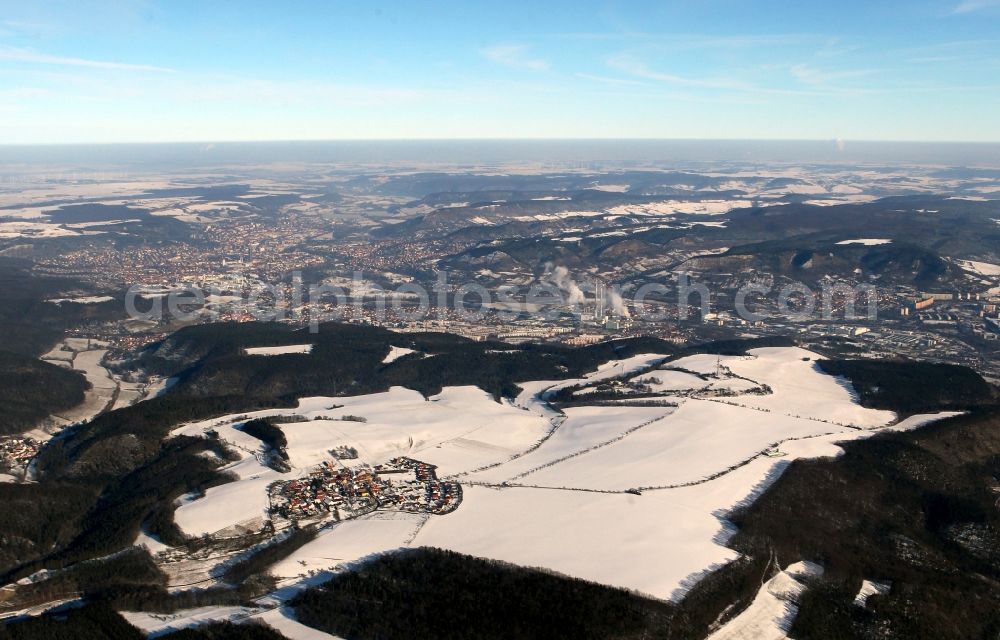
[1,0,999,143]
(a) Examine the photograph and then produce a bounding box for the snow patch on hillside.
[245,344,314,356]
[706,561,823,640]
[835,238,891,246]
[956,259,1000,277]
[382,346,418,363]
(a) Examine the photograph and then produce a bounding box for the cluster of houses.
[269,456,461,522]
[0,436,40,469]
[374,457,462,515]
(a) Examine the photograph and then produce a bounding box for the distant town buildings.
[269,456,461,524]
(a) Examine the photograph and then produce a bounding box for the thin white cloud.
[606,54,877,98]
[0,46,173,72]
[539,32,819,49]
[0,87,53,99]
[574,72,646,86]
[480,44,550,71]
[908,55,963,63]
[606,54,752,91]
[168,76,430,106]
[816,37,862,58]
[790,64,880,86]
[1,20,57,35]
[953,0,1000,13]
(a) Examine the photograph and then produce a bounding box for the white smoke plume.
[606,285,631,318]
[545,263,585,305]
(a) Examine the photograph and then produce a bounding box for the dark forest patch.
[817,359,995,414]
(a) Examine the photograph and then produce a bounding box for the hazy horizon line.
[3,137,1000,148]
[4,138,1000,169]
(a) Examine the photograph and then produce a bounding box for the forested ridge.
[2,319,997,639]
[0,351,90,435]
[290,547,779,640]
[728,407,1000,639]
[817,358,996,414]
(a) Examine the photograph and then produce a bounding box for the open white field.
[285,387,549,474]
[470,405,676,483]
[606,200,754,216]
[956,259,1000,277]
[641,368,708,392]
[59,348,118,424]
[147,346,961,634]
[671,348,896,428]
[111,381,145,411]
[418,483,741,599]
[174,457,284,537]
[381,346,417,363]
[170,386,551,536]
[511,352,669,419]
[270,512,426,580]
[31,342,121,436]
[424,410,960,602]
[419,414,954,603]
[835,238,892,246]
[517,400,840,490]
[245,344,314,356]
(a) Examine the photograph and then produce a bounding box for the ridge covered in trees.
[290,547,773,640]
[0,350,90,435]
[816,358,996,414]
[727,407,1000,639]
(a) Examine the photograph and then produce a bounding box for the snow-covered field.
[503,400,839,490]
[30,341,121,436]
[607,200,754,216]
[671,348,896,428]
[642,369,707,391]
[245,344,314,356]
[46,295,115,304]
[956,259,1000,277]
[174,456,283,537]
[170,386,551,537]
[0,221,85,239]
[415,484,737,600]
[470,405,676,484]
[835,238,892,246]
[381,346,417,363]
[137,346,962,636]
[270,512,426,579]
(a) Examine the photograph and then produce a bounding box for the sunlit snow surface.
[136,347,962,637]
[706,561,824,640]
[835,238,892,246]
[244,344,314,356]
[381,345,417,363]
